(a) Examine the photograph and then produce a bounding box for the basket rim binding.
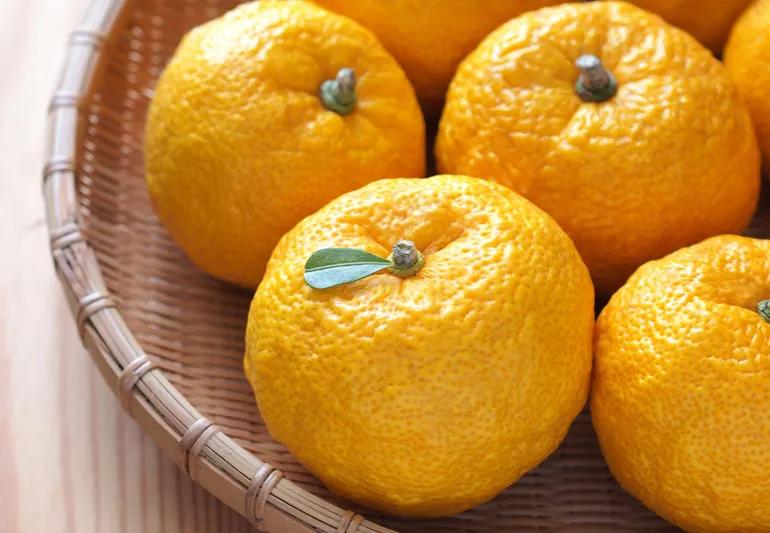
[42,1,394,531]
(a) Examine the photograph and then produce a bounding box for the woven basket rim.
[42,1,393,531]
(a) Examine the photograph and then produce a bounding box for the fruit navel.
[387,240,424,278]
[319,67,357,115]
[574,54,618,103]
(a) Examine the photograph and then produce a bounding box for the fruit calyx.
[757,299,770,323]
[388,240,425,278]
[319,67,357,115]
[574,54,617,103]
[304,240,424,289]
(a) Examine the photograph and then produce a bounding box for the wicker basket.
[41,1,707,531]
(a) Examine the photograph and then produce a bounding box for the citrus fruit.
[725,0,770,168]
[244,175,594,516]
[593,235,770,532]
[627,0,753,52]
[435,1,760,296]
[310,0,565,114]
[145,0,425,287]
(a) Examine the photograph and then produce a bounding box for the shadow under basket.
[46,0,758,530]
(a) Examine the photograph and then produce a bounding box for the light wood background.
[0,1,252,531]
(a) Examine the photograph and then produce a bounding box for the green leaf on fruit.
[304,248,392,289]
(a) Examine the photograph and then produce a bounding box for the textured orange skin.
[310,0,565,114]
[628,0,753,52]
[436,1,760,297]
[593,235,770,532]
[245,175,594,517]
[725,0,770,168]
[145,1,425,287]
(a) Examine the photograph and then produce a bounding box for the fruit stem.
[319,67,357,115]
[757,300,770,323]
[388,240,424,278]
[574,54,617,103]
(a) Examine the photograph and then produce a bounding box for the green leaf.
[304,248,392,289]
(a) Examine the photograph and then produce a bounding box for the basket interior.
[69,0,739,530]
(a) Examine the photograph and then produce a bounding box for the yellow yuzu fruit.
[245,175,594,516]
[436,1,759,296]
[593,235,770,532]
[145,0,424,287]
[725,0,770,169]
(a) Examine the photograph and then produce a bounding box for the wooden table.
[0,1,251,531]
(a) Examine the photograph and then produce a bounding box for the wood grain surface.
[0,1,252,531]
